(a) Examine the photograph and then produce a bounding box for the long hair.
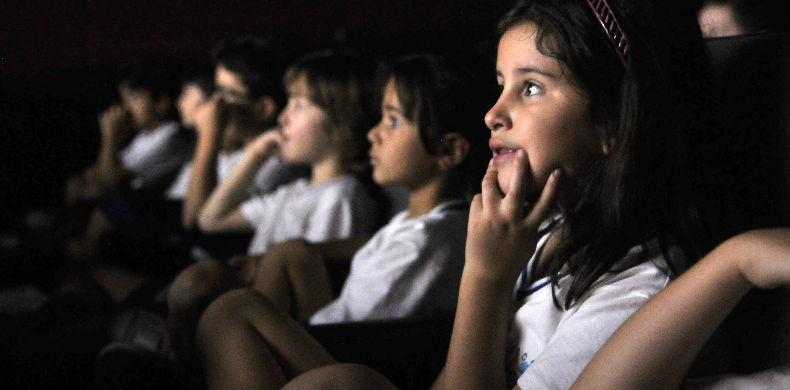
[498,0,718,308]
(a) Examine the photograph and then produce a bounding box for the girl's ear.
[252,96,279,125]
[436,132,470,170]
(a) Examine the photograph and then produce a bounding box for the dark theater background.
[0,0,511,227]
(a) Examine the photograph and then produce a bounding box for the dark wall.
[0,1,511,223]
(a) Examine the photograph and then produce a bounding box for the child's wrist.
[462,261,518,290]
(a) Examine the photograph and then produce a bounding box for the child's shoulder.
[386,201,470,240]
[590,238,673,295]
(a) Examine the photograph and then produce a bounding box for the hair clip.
[585,0,631,71]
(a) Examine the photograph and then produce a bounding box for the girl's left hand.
[465,150,562,282]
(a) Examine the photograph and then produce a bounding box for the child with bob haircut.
[192,0,722,388]
[194,52,493,387]
[165,49,382,361]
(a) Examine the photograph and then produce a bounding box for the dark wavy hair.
[498,0,718,308]
[375,54,495,201]
[283,49,378,171]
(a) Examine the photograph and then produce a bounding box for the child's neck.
[310,156,348,186]
[406,179,451,219]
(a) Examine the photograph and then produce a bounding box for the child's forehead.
[496,24,567,80]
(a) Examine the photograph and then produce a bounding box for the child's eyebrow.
[516,67,558,78]
[496,67,558,79]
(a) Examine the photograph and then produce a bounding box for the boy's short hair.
[179,56,215,97]
[211,34,288,107]
[117,56,178,101]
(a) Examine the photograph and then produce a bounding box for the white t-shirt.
[119,121,192,189]
[240,175,378,255]
[309,200,469,325]
[165,149,246,200]
[165,152,308,200]
[508,231,672,390]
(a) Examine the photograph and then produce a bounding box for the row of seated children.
[1,34,313,388]
[5,0,789,388]
[60,35,311,305]
[163,1,790,389]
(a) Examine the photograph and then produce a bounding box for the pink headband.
[585,0,631,70]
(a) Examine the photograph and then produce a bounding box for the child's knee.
[167,260,232,310]
[283,363,397,390]
[195,289,257,344]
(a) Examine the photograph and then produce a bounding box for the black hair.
[375,54,494,201]
[117,56,178,101]
[179,57,215,97]
[211,34,288,107]
[498,0,718,308]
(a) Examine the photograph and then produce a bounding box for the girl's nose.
[277,107,288,128]
[484,97,511,132]
[367,123,381,144]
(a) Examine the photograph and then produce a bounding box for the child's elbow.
[196,212,221,233]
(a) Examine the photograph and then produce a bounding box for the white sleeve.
[121,124,191,187]
[302,184,374,243]
[239,185,290,228]
[310,234,423,324]
[516,263,670,390]
[310,214,466,324]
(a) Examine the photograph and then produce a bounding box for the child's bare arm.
[197,130,280,232]
[435,152,562,389]
[571,228,790,390]
[182,95,225,229]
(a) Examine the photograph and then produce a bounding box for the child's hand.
[193,94,227,139]
[732,228,790,289]
[247,129,283,157]
[99,104,131,141]
[465,150,562,281]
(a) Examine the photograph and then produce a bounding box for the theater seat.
[701,31,790,375]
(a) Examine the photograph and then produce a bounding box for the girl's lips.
[369,153,379,165]
[492,148,517,166]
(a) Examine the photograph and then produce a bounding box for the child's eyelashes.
[493,80,543,96]
[522,81,543,97]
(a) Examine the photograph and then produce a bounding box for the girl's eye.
[524,81,543,96]
[388,116,401,128]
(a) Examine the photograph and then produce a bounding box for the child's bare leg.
[252,240,334,320]
[166,260,236,360]
[283,363,398,390]
[197,288,335,389]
